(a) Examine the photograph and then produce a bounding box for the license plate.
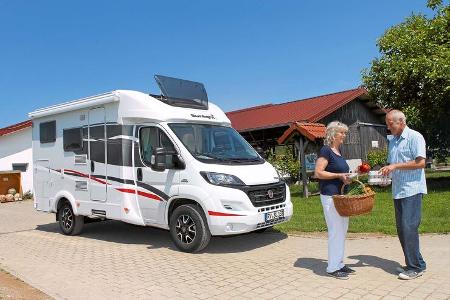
[265,209,284,222]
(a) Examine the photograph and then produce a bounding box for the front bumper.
[207,196,293,236]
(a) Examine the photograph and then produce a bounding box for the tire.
[169,204,211,253]
[58,202,84,235]
[254,226,273,233]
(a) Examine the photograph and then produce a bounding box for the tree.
[362,0,450,160]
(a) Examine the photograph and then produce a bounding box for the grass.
[425,170,450,178]
[275,170,450,235]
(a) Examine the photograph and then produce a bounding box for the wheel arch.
[167,198,208,226]
[53,191,77,215]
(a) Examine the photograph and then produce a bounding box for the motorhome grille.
[245,182,286,207]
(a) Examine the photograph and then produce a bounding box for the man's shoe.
[398,269,424,280]
[327,270,349,280]
[339,265,356,275]
[396,266,426,274]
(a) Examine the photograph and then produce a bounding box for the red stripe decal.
[64,169,109,185]
[116,188,162,201]
[137,190,162,201]
[65,169,89,178]
[90,176,109,185]
[208,211,245,217]
[64,170,161,201]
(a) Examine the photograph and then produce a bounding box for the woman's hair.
[324,121,349,146]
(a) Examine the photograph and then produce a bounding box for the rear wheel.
[58,202,84,235]
[169,204,211,253]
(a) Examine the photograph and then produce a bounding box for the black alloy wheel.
[58,202,84,235]
[169,204,211,253]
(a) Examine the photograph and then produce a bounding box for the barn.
[226,87,388,196]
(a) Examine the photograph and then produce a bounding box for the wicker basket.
[332,180,375,217]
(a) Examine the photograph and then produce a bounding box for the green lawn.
[425,170,450,178]
[275,170,450,235]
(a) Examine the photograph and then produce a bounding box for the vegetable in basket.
[345,181,373,196]
[358,162,371,173]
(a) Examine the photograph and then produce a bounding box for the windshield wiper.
[194,152,261,163]
[228,157,262,162]
[194,152,227,161]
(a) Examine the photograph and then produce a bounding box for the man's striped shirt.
[388,126,427,199]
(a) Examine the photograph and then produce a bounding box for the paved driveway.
[1,201,449,300]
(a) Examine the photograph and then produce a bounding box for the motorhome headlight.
[200,172,245,186]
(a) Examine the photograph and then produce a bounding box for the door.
[88,107,107,202]
[137,125,179,223]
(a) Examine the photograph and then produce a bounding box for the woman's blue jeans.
[393,193,427,271]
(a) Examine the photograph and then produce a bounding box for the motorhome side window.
[140,127,176,168]
[39,121,56,143]
[63,128,83,151]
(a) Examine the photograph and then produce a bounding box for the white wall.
[0,128,33,193]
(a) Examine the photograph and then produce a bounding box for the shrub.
[267,146,300,181]
[367,148,388,168]
[22,191,33,200]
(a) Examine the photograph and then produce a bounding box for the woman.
[314,121,354,280]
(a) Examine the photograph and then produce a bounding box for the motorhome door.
[137,125,179,223]
[88,107,107,202]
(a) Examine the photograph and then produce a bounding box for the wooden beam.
[295,137,309,198]
[301,137,309,198]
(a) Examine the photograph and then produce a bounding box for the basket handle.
[340,179,365,195]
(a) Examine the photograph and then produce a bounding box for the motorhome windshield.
[169,124,263,164]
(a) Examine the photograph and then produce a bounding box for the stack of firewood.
[0,188,22,203]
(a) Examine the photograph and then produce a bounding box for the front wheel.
[169,204,211,253]
[58,202,84,235]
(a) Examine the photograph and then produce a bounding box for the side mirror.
[151,148,185,171]
[151,147,167,171]
[255,146,266,159]
[173,154,186,170]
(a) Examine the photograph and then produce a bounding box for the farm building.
[226,87,388,196]
[0,120,33,197]
[226,87,388,159]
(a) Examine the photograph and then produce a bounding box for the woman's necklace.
[330,146,341,156]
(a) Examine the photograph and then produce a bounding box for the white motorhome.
[29,75,293,252]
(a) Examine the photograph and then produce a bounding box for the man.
[380,110,427,280]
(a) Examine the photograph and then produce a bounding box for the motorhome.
[29,75,293,252]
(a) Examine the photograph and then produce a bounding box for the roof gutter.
[29,92,120,119]
[357,121,386,127]
[235,122,293,133]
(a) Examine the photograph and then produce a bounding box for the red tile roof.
[0,120,32,137]
[226,88,367,131]
[278,122,326,144]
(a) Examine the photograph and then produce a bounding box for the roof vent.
[154,75,208,110]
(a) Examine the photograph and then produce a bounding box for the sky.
[0,0,432,128]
